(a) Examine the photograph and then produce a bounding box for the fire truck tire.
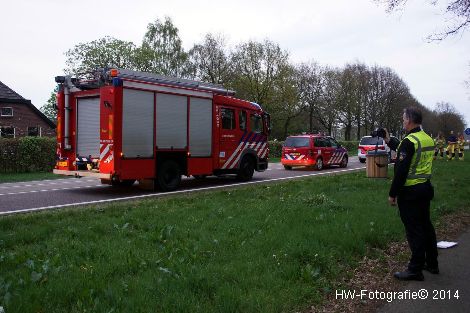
[237,156,255,181]
[283,165,292,170]
[157,160,182,191]
[340,156,348,168]
[359,158,366,163]
[193,175,207,180]
[315,157,323,171]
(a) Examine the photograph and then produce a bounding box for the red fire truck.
[53,69,270,191]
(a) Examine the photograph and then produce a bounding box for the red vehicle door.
[219,106,239,169]
[316,137,331,163]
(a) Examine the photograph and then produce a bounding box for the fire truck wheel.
[157,160,182,191]
[359,158,366,163]
[237,156,255,181]
[283,165,292,170]
[340,156,348,168]
[193,175,207,180]
[315,157,323,170]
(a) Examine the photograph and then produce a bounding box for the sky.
[1,0,469,126]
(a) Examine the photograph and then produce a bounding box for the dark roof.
[0,80,56,128]
[0,80,25,100]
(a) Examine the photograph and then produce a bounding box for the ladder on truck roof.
[114,69,236,96]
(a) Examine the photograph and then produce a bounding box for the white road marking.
[0,166,366,216]
[0,178,97,189]
[0,184,105,196]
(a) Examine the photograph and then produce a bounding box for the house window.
[28,127,39,137]
[1,107,13,117]
[0,127,15,138]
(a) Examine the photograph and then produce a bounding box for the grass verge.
[0,172,60,184]
[0,159,469,313]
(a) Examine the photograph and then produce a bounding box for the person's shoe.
[423,265,440,274]
[393,270,424,281]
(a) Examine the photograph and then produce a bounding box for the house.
[0,80,56,138]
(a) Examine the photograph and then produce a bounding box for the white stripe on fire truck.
[260,147,268,158]
[256,142,267,156]
[254,140,263,152]
[224,133,258,169]
[100,144,110,160]
[228,139,265,170]
[260,143,268,158]
[228,141,252,169]
[222,141,246,169]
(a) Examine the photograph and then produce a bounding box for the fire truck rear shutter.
[77,97,100,157]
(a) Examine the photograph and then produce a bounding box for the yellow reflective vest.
[399,130,435,186]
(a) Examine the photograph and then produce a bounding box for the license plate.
[57,161,68,167]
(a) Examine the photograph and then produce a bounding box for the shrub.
[268,140,284,158]
[338,141,359,154]
[0,137,56,173]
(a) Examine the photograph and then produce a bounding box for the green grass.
[0,159,469,313]
[0,172,61,184]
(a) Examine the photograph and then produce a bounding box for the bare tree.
[295,61,324,133]
[433,102,466,134]
[377,0,470,40]
[318,67,341,134]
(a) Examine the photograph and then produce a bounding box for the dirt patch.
[305,211,470,313]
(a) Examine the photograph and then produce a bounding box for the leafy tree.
[40,92,57,123]
[139,17,189,77]
[188,33,232,84]
[270,64,303,138]
[230,40,290,108]
[65,36,137,75]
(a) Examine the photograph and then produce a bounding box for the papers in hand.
[437,241,458,249]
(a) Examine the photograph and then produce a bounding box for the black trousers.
[397,182,438,272]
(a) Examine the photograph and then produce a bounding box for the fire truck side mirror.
[263,113,271,135]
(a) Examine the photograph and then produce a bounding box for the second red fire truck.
[53,68,270,191]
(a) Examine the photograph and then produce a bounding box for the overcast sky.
[1,0,469,126]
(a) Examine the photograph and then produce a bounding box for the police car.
[281,134,348,170]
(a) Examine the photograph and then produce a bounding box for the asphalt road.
[0,159,365,215]
[378,230,470,313]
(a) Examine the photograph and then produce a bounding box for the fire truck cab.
[53,69,270,191]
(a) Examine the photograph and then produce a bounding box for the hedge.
[268,140,359,158]
[0,137,56,173]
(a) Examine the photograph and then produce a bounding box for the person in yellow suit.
[433,132,445,160]
[446,131,458,161]
[457,132,466,161]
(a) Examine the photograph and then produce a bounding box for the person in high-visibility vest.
[457,132,466,161]
[433,132,445,160]
[385,107,437,281]
[446,130,458,160]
